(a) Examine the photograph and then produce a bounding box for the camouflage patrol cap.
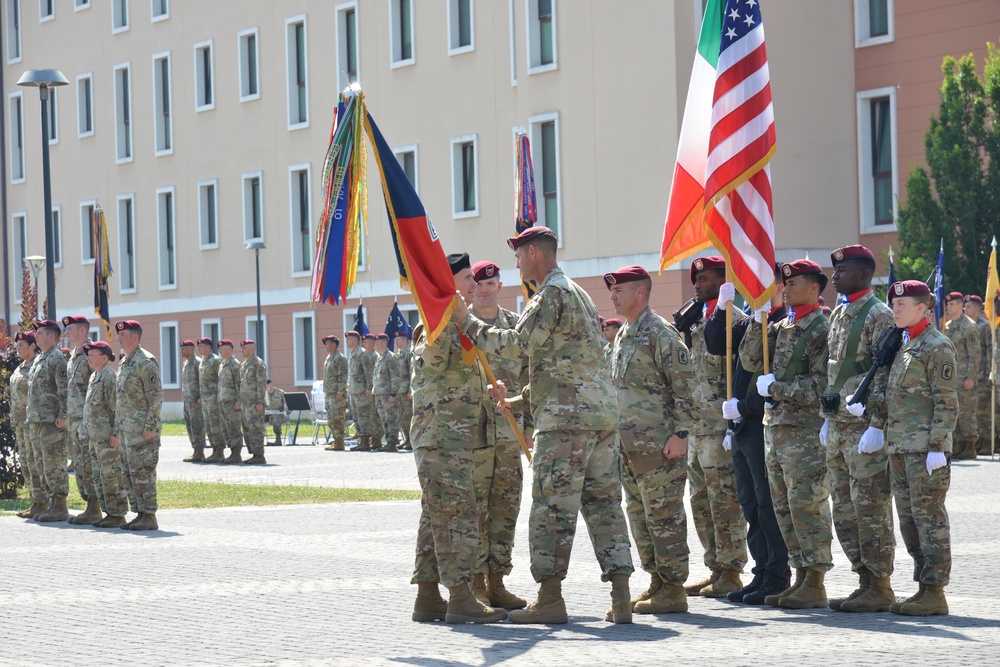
[114,320,142,333]
[14,331,36,344]
[61,314,89,327]
[471,260,500,282]
[322,334,340,344]
[689,256,725,285]
[888,280,931,304]
[180,339,195,347]
[218,339,234,348]
[507,226,557,250]
[83,340,115,361]
[945,291,964,303]
[604,265,650,289]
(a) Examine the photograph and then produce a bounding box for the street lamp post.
[246,241,267,343]
[24,255,45,304]
[18,69,68,320]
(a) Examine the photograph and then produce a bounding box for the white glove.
[722,434,732,452]
[926,452,947,475]
[756,373,776,397]
[753,306,770,323]
[857,426,884,454]
[722,398,741,420]
[718,282,736,310]
[845,394,865,417]
[819,419,829,447]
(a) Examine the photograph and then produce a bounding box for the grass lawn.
[161,420,345,439]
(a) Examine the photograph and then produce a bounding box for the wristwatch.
[674,430,689,439]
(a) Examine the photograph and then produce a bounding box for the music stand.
[282,392,312,446]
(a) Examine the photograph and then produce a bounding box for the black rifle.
[847,325,904,407]
[672,298,704,348]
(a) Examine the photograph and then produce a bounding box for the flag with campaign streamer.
[986,236,999,328]
[514,131,540,299]
[384,302,412,351]
[92,205,113,339]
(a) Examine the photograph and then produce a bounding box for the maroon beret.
[180,339,195,347]
[818,295,826,305]
[888,280,931,304]
[197,337,213,346]
[965,294,984,305]
[61,314,89,327]
[689,256,725,285]
[830,245,875,267]
[604,265,650,289]
[83,340,115,360]
[322,334,340,344]
[114,320,142,333]
[507,226,557,251]
[603,318,623,328]
[376,333,389,340]
[218,339,234,348]
[780,259,825,283]
[472,260,501,282]
[945,291,964,303]
[363,333,376,340]
[60,347,71,355]
[15,331,36,344]
[345,331,361,339]
[822,306,832,315]
[34,319,60,330]
[240,339,256,347]
[394,330,411,339]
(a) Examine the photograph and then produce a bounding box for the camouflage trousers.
[87,434,128,517]
[375,394,401,445]
[399,393,413,445]
[325,394,347,438]
[202,397,225,450]
[528,429,634,583]
[184,400,206,449]
[121,435,160,514]
[350,393,379,438]
[976,385,993,453]
[29,422,68,498]
[240,404,266,456]
[67,417,98,502]
[889,452,951,586]
[955,385,979,440]
[826,420,895,578]
[16,423,44,504]
[411,446,479,588]
[689,433,747,571]
[472,438,523,576]
[220,404,242,451]
[765,423,833,571]
[621,449,689,586]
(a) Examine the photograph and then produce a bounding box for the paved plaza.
[3,436,999,666]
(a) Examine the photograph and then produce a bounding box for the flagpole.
[474,347,532,462]
[993,236,997,459]
[725,266,733,400]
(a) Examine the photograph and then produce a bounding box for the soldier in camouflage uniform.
[394,331,413,451]
[265,381,287,445]
[217,340,244,463]
[869,280,957,616]
[963,295,992,454]
[113,320,163,531]
[239,339,268,464]
[458,228,634,625]
[82,340,128,528]
[348,331,377,451]
[180,340,206,463]
[741,260,832,609]
[822,246,896,613]
[322,334,348,451]
[601,318,622,362]
[61,315,101,524]
[372,333,401,451]
[27,319,70,523]
[685,256,748,597]
[11,332,42,518]
[364,334,384,447]
[943,292,980,460]
[198,337,226,462]
[408,252,507,625]
[606,265,695,615]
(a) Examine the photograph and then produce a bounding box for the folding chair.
[310,381,331,446]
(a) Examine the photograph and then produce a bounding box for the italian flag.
[659,0,725,271]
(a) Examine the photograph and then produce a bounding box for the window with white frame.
[194,40,214,111]
[286,16,308,127]
[75,0,89,10]
[857,87,898,232]
[855,0,893,48]
[77,73,94,137]
[43,87,58,144]
[80,200,96,263]
[198,178,218,249]
[117,194,136,292]
[529,113,560,237]
[39,0,53,22]
[157,187,176,288]
[12,212,25,300]
[391,0,414,67]
[245,315,268,366]
[527,0,556,72]
[238,27,259,101]
[243,171,263,242]
[112,0,128,32]
[87,326,99,343]
[293,312,316,385]
[201,318,221,345]
[448,0,474,55]
[10,92,24,182]
[151,0,167,22]
[6,0,20,63]
[51,206,62,267]
[394,145,418,192]
[451,134,478,218]
[114,63,133,162]
[289,164,311,275]
[152,52,172,154]
[336,3,358,92]
[160,322,179,388]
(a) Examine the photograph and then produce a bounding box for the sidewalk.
[3,440,999,666]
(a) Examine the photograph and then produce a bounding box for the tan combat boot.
[631,572,663,607]
[333,438,346,451]
[412,582,448,622]
[273,428,283,447]
[35,495,70,523]
[125,512,159,531]
[890,583,925,614]
[684,568,721,596]
[204,447,225,463]
[509,577,568,624]
[324,440,339,451]
[603,574,632,624]
[183,448,206,463]
[16,500,47,519]
[470,573,491,606]
[779,569,827,609]
[700,568,743,598]
[841,574,895,613]
[899,584,948,616]
[633,583,688,614]
[444,582,508,624]
[487,572,527,610]
[765,567,806,607]
[353,437,372,452]
[95,514,127,528]
[243,454,267,465]
[223,447,243,464]
[829,567,871,611]
[69,499,104,525]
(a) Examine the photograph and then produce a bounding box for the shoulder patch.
[676,347,689,365]
[941,363,954,381]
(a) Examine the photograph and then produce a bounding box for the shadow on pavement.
[764,607,1000,641]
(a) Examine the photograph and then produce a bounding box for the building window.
[201,318,221,344]
[112,0,128,32]
[448,0,474,55]
[12,212,25,300]
[245,315,268,367]
[74,0,89,10]
[393,144,418,192]
[198,178,218,249]
[160,322,179,388]
[10,92,24,183]
[87,326,99,342]
[529,113,560,238]
[39,0,53,22]
[194,40,214,111]
[114,63,133,162]
[527,0,557,73]
[152,52,172,154]
[285,16,309,128]
[343,307,366,336]
[289,164,312,275]
[336,2,358,92]
[77,73,94,137]
[117,194,136,292]
[43,87,58,144]
[509,0,517,85]
[239,27,260,101]
[855,0,893,47]
[293,312,316,385]
[390,0,414,67]
[80,200,96,263]
[450,134,478,218]
[243,171,263,242]
[150,0,167,22]
[51,206,62,267]
[857,87,898,232]
[157,187,176,289]
[6,0,20,64]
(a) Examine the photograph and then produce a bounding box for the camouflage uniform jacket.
[323,351,348,397]
[975,315,991,381]
[217,357,241,406]
[83,364,117,442]
[872,326,958,454]
[373,350,400,395]
[182,355,202,404]
[691,308,747,435]
[239,355,267,406]
[396,345,412,394]
[611,306,697,456]
[474,306,528,440]
[66,348,93,421]
[26,345,68,423]
[462,267,618,433]
[943,315,981,383]
[10,356,34,424]
[409,322,489,450]
[348,347,372,395]
[740,308,829,428]
[114,345,162,443]
[199,353,221,400]
[825,291,894,425]
[265,387,286,413]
